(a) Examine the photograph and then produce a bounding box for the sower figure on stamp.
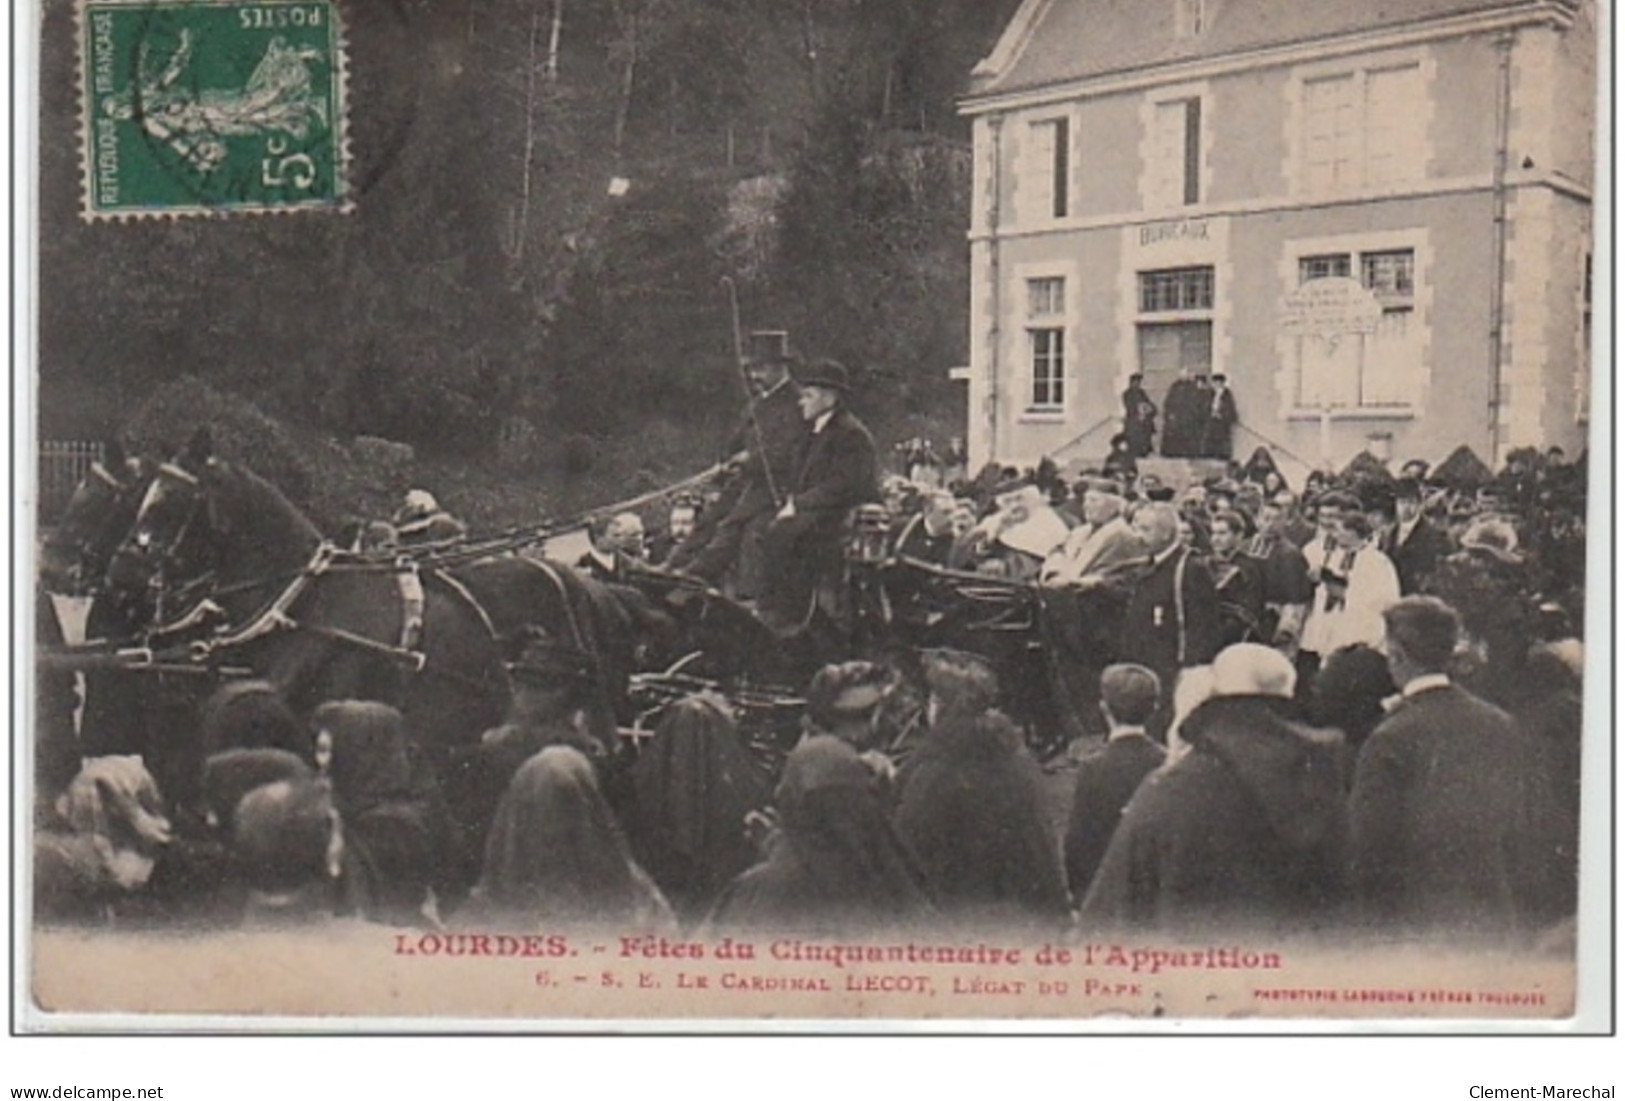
[758,359,879,634]
[669,335,806,600]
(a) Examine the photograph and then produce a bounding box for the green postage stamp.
[78,0,350,218]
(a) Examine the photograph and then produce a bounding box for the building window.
[1027,276,1066,410]
[1147,97,1202,208]
[1139,266,1214,312]
[1299,254,1351,282]
[1299,63,1423,195]
[1136,266,1214,395]
[1027,117,1069,220]
[1175,0,1206,38]
[1292,247,1416,409]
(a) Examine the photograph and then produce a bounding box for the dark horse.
[36,443,202,799]
[104,434,511,790]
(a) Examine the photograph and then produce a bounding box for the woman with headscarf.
[199,747,373,925]
[626,696,772,921]
[1513,640,1583,929]
[198,680,307,759]
[201,748,313,836]
[464,746,674,932]
[1241,446,1282,489]
[34,756,174,924]
[177,681,308,823]
[705,735,934,937]
[170,748,318,926]
[313,700,454,927]
[234,778,368,930]
[893,651,1070,932]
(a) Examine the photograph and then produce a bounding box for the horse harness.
[144,543,504,695]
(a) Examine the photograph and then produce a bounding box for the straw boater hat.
[1457,516,1524,565]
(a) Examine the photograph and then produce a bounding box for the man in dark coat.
[1161,371,1201,458]
[758,359,879,630]
[1063,663,1166,902]
[1119,502,1221,739]
[891,489,958,567]
[894,651,1071,933]
[669,350,807,597]
[1422,517,1538,708]
[1121,374,1158,459]
[1349,596,1545,943]
[1209,509,1267,647]
[1380,478,1452,595]
[1079,645,1347,934]
[575,512,646,585]
[1200,373,1239,460]
[1248,492,1315,652]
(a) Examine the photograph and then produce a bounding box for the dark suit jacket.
[1349,683,1543,940]
[575,550,639,586]
[725,380,806,507]
[787,407,879,531]
[1212,551,1267,646]
[1119,547,1221,678]
[1064,733,1166,902]
[1381,517,1452,595]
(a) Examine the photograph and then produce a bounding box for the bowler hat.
[796,358,851,393]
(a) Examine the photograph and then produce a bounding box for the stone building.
[958,0,1597,474]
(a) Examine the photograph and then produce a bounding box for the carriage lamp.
[848,504,893,565]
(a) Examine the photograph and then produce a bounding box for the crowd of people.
[33,405,1588,951]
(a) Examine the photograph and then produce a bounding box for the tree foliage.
[38,0,1020,468]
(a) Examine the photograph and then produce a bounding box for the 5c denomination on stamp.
[78,0,351,219]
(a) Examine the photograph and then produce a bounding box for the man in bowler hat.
[758,358,879,632]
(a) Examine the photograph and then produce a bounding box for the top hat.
[745,330,794,365]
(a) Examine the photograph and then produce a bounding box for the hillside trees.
[37,0,1019,468]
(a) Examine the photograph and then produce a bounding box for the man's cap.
[795,357,851,393]
[1075,475,1125,499]
[1357,479,1398,516]
[805,661,895,727]
[991,471,1036,498]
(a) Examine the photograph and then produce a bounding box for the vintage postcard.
[14,0,1611,1032]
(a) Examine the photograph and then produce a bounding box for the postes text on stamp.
[79,0,350,219]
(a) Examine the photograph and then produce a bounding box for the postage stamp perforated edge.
[74,0,354,222]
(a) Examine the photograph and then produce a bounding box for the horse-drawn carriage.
[37,431,1111,812]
